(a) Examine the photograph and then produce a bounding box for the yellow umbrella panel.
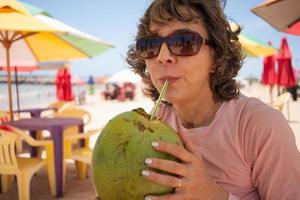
[25,32,87,61]
[238,33,278,57]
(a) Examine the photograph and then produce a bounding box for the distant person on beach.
[103,83,120,100]
[123,82,136,100]
[126,0,300,199]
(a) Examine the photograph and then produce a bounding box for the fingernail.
[142,170,150,176]
[145,158,152,165]
[145,196,151,200]
[152,141,159,147]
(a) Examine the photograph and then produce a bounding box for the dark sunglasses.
[136,31,215,59]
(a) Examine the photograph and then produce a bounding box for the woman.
[127,0,300,199]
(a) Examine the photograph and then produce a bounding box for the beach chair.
[54,107,92,140]
[0,126,55,200]
[0,109,20,122]
[272,92,291,112]
[52,108,94,180]
[39,107,92,150]
[272,92,291,120]
[0,110,23,153]
[0,109,10,123]
[54,107,92,124]
[64,129,100,180]
[46,100,75,116]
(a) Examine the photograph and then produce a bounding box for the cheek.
[193,49,214,74]
[145,61,159,85]
[146,60,159,77]
[181,54,213,83]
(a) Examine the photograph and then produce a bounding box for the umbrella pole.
[14,67,21,113]
[3,38,14,121]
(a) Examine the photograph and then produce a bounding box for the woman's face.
[145,19,215,104]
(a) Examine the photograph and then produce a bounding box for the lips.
[159,76,179,84]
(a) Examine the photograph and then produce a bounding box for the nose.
[156,43,176,64]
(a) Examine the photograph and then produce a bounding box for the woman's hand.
[142,131,228,200]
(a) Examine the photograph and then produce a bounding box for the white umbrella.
[107,69,141,84]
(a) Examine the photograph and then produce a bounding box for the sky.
[20,0,300,79]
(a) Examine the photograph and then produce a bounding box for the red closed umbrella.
[55,68,74,101]
[262,45,277,85]
[63,68,74,101]
[55,69,65,100]
[277,37,296,87]
[261,42,277,103]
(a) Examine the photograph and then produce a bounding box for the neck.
[173,92,222,129]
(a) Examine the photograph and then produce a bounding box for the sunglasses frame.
[136,31,215,59]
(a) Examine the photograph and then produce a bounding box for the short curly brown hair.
[126,0,244,102]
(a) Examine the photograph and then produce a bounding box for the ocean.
[0,83,105,110]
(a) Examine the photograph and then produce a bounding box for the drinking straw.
[150,80,168,120]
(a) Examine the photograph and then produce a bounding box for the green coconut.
[92,108,183,200]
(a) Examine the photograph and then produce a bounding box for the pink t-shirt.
[158,94,300,200]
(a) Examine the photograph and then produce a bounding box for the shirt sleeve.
[242,105,300,200]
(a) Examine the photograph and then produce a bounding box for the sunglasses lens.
[136,37,161,59]
[168,33,202,56]
[136,32,204,59]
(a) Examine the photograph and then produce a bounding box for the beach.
[0,83,299,200]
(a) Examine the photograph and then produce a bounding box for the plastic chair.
[0,110,23,153]
[45,101,75,117]
[0,126,56,199]
[272,92,291,112]
[64,129,100,180]
[36,107,90,158]
[53,108,93,181]
[53,108,92,144]
[54,107,92,126]
[272,92,291,120]
[0,109,20,122]
[40,107,92,149]
[0,109,10,123]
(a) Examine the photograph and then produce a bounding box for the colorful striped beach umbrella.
[0,0,114,121]
[238,33,278,57]
[252,0,300,36]
[230,23,278,57]
[34,14,113,59]
[20,0,51,17]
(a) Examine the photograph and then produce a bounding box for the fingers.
[145,158,187,176]
[145,193,179,200]
[142,169,182,188]
[151,141,194,163]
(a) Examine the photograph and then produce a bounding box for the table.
[16,107,53,118]
[6,117,83,197]
[15,108,55,157]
